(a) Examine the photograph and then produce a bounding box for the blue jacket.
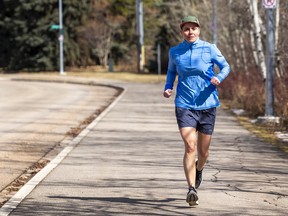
[164,39,230,110]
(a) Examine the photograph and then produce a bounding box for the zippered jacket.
[164,39,230,110]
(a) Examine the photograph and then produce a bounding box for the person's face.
[181,22,200,43]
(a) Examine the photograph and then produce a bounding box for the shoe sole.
[189,200,199,206]
[186,191,199,205]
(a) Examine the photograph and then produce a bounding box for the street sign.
[50,24,60,30]
[262,0,277,9]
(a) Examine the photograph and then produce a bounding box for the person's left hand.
[211,76,220,86]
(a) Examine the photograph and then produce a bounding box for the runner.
[163,15,230,206]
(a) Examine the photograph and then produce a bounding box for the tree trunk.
[274,0,282,78]
[249,0,266,79]
[239,29,248,72]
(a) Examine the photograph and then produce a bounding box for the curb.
[0,77,127,216]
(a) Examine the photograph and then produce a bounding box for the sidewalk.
[2,81,288,215]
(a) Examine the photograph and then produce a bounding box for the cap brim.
[180,22,200,29]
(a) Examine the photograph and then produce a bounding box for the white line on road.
[0,83,127,216]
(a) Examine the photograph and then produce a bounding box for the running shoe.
[186,186,199,206]
[195,160,203,189]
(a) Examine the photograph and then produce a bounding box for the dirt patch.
[0,158,50,206]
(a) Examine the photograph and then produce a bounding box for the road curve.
[0,78,119,204]
[4,81,288,216]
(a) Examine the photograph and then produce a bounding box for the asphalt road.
[0,77,119,205]
[1,78,287,216]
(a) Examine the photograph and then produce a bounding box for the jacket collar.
[182,38,200,47]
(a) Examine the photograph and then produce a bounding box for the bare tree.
[248,0,266,79]
[82,21,112,67]
[274,0,282,78]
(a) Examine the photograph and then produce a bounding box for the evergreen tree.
[0,0,89,71]
[0,0,19,69]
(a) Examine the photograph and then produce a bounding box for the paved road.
[1,77,288,215]
[0,77,119,205]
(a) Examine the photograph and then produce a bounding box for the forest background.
[0,0,287,129]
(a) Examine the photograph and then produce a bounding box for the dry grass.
[66,68,167,84]
[236,116,288,153]
[3,67,167,84]
[221,100,288,153]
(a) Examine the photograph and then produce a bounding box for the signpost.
[51,1,65,75]
[136,0,144,73]
[257,0,279,123]
[58,0,65,75]
[264,0,276,116]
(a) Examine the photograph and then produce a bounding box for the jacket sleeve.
[164,48,177,91]
[211,44,230,82]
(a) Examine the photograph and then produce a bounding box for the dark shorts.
[175,107,217,135]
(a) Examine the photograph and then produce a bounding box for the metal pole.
[59,0,65,75]
[212,0,217,45]
[265,8,275,116]
[157,43,161,80]
[136,0,144,72]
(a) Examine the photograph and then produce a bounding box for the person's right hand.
[163,89,172,98]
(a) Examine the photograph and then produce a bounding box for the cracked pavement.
[2,78,287,215]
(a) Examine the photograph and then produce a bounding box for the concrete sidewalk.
[2,82,288,215]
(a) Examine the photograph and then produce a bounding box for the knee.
[185,142,197,154]
[198,150,209,159]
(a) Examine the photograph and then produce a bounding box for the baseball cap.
[180,16,200,29]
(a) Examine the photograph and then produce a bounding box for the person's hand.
[163,89,172,98]
[210,76,221,86]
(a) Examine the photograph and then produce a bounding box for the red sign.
[262,0,277,8]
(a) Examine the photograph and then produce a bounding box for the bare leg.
[196,132,212,171]
[180,127,197,187]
